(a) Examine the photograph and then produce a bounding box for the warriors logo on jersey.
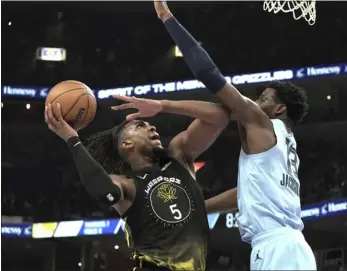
[144,176,195,227]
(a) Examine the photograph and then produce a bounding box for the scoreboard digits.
[225,212,239,228]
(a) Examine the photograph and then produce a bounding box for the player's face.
[255,88,285,118]
[122,120,163,155]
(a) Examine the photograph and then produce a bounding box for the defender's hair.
[85,121,130,175]
[269,80,309,125]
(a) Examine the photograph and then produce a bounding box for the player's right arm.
[66,136,127,208]
[67,140,135,215]
[154,1,276,153]
[44,103,133,214]
[205,188,238,214]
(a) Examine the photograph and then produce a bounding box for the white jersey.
[237,119,304,243]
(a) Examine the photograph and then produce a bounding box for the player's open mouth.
[150,134,161,141]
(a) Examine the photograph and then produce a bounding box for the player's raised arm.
[66,137,126,206]
[154,2,274,136]
[112,95,230,166]
[162,100,229,163]
[45,103,127,209]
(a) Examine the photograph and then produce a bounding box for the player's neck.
[128,155,160,173]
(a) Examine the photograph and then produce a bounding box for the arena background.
[1,1,347,271]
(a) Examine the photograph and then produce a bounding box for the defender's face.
[255,88,284,118]
[123,120,163,152]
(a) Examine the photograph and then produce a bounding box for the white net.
[263,0,317,26]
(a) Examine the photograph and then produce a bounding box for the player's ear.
[120,139,134,151]
[275,104,286,116]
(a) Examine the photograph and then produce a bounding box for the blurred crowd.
[323,262,347,271]
[299,136,347,205]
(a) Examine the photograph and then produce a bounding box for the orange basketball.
[45,80,97,130]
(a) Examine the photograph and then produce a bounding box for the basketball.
[45,80,97,130]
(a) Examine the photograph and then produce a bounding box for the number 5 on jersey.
[170,204,182,220]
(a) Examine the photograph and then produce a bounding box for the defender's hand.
[45,103,78,141]
[154,0,173,21]
[112,95,163,121]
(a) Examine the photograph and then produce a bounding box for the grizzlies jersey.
[237,119,304,243]
[121,158,209,271]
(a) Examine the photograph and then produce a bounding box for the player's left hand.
[111,95,163,121]
[154,0,173,21]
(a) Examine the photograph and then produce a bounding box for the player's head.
[86,120,164,174]
[114,119,163,160]
[255,80,309,125]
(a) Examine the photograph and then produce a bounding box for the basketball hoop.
[263,0,316,26]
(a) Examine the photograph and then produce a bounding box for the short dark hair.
[85,121,131,175]
[269,80,309,125]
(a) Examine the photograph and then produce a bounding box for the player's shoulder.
[270,118,285,126]
[271,119,296,143]
[271,119,288,133]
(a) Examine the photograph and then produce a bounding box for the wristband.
[67,136,81,149]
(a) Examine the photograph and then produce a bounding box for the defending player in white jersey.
[154,1,317,270]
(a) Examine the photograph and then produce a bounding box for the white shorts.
[250,228,317,271]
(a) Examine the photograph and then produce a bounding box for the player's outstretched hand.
[45,103,78,141]
[154,0,173,21]
[111,95,163,121]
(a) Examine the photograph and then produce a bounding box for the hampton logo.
[144,176,181,195]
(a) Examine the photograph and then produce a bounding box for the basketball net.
[263,0,316,26]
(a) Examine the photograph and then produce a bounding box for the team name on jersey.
[144,176,182,195]
[280,173,299,196]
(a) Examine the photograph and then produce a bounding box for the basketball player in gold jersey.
[45,96,230,271]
